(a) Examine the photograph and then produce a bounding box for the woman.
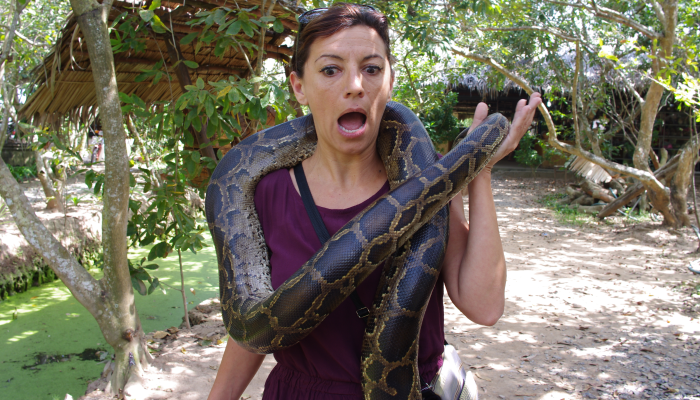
[208,4,542,399]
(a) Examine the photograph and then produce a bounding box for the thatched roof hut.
[19,0,302,128]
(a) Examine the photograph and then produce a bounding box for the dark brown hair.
[291,3,394,78]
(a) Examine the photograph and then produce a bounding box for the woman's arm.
[442,171,506,326]
[208,339,266,400]
[442,94,542,326]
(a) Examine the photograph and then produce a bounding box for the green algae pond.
[0,239,220,400]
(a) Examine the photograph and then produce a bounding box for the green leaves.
[138,9,155,23]
[85,170,105,194]
[129,258,164,296]
[181,32,199,45]
[148,242,171,261]
[273,19,284,34]
[226,20,242,36]
[138,1,169,33]
[514,133,543,168]
[133,60,167,86]
[598,50,619,63]
[183,60,199,69]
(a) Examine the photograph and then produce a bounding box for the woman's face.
[290,25,394,157]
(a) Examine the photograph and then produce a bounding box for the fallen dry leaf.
[153,331,169,339]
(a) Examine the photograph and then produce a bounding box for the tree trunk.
[631,3,679,226]
[1,0,150,394]
[579,102,603,158]
[43,154,67,210]
[34,150,63,212]
[68,0,150,393]
[669,135,700,227]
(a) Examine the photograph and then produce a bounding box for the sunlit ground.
[443,177,700,400]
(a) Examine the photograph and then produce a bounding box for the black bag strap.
[293,164,370,320]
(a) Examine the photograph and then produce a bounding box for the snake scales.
[205,101,509,399]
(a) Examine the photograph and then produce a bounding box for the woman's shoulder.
[255,168,291,197]
[254,168,295,222]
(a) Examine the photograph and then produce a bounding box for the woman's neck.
[293,144,387,209]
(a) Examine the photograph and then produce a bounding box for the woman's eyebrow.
[362,54,384,61]
[315,54,385,62]
[316,54,344,62]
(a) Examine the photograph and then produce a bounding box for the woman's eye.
[321,66,339,76]
[365,65,382,75]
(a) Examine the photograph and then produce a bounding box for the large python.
[205,101,509,399]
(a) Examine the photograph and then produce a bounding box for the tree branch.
[450,45,669,189]
[0,24,51,47]
[470,26,579,43]
[610,63,645,105]
[543,0,659,39]
[651,1,666,29]
[0,0,22,76]
[571,40,585,151]
[0,159,100,312]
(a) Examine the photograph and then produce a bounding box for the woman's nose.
[344,70,364,98]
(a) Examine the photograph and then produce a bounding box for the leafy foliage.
[105,3,298,282]
[513,133,542,168]
[128,258,163,296]
[7,165,36,182]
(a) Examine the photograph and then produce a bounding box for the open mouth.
[338,112,367,134]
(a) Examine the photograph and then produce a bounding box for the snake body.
[205,102,509,399]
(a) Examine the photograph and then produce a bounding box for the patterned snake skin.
[205,102,509,399]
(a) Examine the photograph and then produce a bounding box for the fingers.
[512,93,543,127]
[528,92,543,108]
[481,94,542,169]
[468,102,489,133]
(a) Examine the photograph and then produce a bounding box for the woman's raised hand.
[468,92,543,170]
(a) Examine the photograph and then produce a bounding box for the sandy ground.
[80,177,700,400]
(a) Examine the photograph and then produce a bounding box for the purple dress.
[254,168,445,399]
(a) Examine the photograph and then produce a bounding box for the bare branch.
[572,41,582,149]
[610,63,645,105]
[651,2,665,27]
[0,160,101,312]
[473,26,579,43]
[0,24,50,47]
[543,0,659,39]
[0,0,22,73]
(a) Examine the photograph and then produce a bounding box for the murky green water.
[0,239,219,399]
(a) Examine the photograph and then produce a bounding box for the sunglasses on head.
[297,5,378,32]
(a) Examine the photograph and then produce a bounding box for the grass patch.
[539,192,656,226]
[538,193,597,226]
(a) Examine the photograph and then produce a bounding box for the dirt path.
[82,177,700,400]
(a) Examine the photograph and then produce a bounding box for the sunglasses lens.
[298,8,326,26]
[298,5,378,28]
